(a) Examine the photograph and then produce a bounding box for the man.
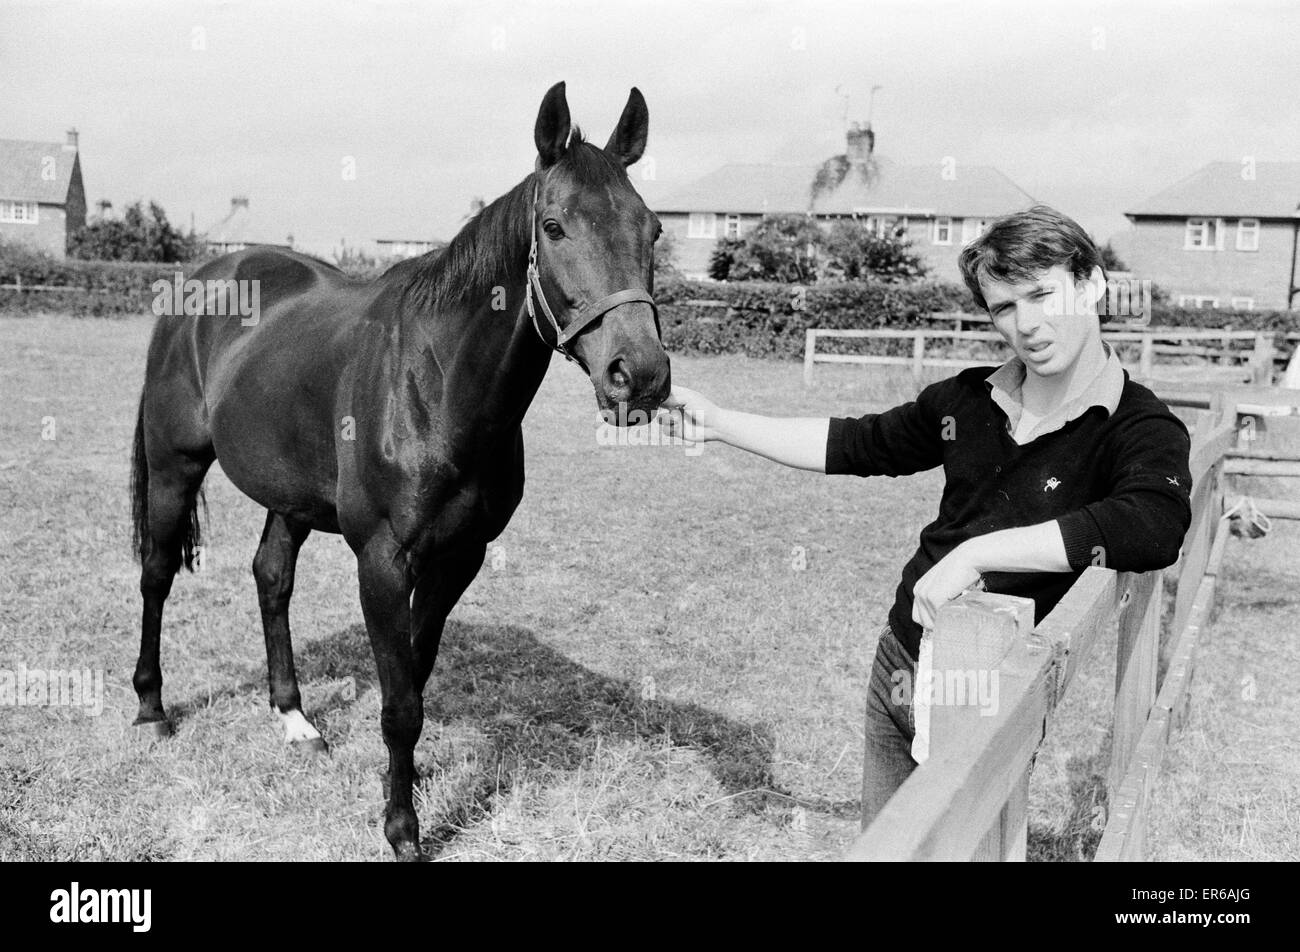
[659,205,1193,825]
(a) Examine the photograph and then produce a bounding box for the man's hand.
[657,385,721,443]
[911,543,982,630]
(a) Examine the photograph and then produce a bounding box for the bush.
[0,239,192,316]
[708,214,927,284]
[655,275,1300,360]
[656,276,973,358]
[69,200,202,263]
[823,220,927,281]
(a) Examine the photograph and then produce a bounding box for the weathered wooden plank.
[1109,571,1161,802]
[1095,564,1222,862]
[926,593,1035,862]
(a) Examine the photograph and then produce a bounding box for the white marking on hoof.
[279,709,322,745]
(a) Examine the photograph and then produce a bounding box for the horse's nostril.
[607,358,632,392]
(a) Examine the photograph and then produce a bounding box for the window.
[0,200,38,224]
[932,217,952,245]
[724,214,741,239]
[688,212,717,239]
[1185,218,1224,250]
[1236,219,1259,251]
[1230,297,1255,311]
[1177,294,1220,309]
[961,218,989,245]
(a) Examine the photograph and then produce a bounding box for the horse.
[129,82,671,860]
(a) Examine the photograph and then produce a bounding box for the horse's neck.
[395,261,551,432]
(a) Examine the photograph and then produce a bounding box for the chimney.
[845,120,874,167]
[64,128,79,151]
[231,196,250,210]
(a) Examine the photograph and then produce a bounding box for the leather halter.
[525,182,660,368]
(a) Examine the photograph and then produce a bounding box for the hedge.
[4,240,1297,360]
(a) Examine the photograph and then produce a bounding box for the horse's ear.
[605,87,648,168]
[534,81,571,169]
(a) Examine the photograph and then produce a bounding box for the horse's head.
[528,82,671,422]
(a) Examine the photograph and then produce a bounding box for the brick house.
[0,130,86,258]
[655,122,1035,280]
[1117,162,1300,311]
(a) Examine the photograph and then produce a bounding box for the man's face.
[980,264,1102,378]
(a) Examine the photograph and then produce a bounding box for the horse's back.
[142,247,374,528]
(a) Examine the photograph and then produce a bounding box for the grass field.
[1,313,1296,861]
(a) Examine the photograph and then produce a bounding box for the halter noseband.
[525,183,661,368]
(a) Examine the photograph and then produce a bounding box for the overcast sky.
[3,0,1297,254]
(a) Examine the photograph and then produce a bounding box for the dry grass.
[0,313,1295,861]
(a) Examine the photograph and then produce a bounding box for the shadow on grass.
[290,619,856,856]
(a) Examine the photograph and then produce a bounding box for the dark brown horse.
[129,83,670,859]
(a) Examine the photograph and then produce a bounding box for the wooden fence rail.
[804,327,1292,387]
[846,402,1241,861]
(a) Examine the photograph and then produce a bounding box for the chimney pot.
[64,128,79,150]
[232,196,250,210]
[846,121,875,167]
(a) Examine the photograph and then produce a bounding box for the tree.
[1099,241,1127,272]
[69,200,201,263]
[653,227,679,282]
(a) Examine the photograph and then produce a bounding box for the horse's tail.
[131,392,206,571]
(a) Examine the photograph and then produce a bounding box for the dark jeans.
[861,622,920,830]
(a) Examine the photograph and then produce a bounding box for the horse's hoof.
[392,842,422,862]
[131,718,172,740]
[291,736,330,756]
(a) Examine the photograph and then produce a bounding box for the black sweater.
[825,366,1194,659]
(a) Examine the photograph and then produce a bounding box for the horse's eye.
[543,220,564,240]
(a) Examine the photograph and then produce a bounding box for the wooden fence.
[803,327,1295,388]
[846,388,1300,861]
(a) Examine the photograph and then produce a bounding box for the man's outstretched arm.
[660,387,830,471]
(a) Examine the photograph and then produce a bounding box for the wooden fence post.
[911,333,926,387]
[1139,336,1154,378]
[1109,570,1161,805]
[804,329,816,387]
[921,592,1036,861]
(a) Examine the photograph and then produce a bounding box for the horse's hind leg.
[134,452,212,736]
[251,510,325,753]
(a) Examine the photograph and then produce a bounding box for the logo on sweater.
[1044,477,1061,491]
[1167,476,1180,486]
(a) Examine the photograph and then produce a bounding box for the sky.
[3,0,1298,256]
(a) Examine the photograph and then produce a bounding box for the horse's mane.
[394,128,627,313]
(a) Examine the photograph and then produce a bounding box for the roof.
[1127,161,1300,219]
[655,155,1036,218]
[203,200,291,247]
[0,139,79,204]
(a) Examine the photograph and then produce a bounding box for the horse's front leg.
[356,528,422,861]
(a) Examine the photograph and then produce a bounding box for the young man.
[660,205,1193,825]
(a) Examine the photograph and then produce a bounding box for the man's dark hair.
[958,204,1104,312]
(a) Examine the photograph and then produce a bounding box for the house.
[204,196,293,255]
[375,238,443,260]
[0,129,86,258]
[1118,162,1300,311]
[654,122,1036,280]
